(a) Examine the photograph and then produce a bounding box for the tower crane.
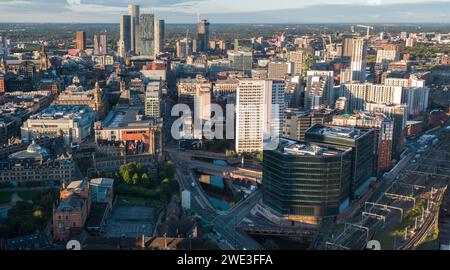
[356,24,374,38]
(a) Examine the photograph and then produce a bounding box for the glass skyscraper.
[138,14,155,56]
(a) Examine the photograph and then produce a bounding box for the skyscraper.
[235,79,284,153]
[154,19,165,55]
[93,34,108,55]
[350,38,367,83]
[119,15,132,57]
[197,19,210,52]
[128,4,140,53]
[236,79,267,153]
[76,31,86,51]
[304,70,334,109]
[138,14,155,56]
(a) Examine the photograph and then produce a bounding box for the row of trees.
[116,161,178,204]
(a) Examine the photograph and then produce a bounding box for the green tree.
[257,151,264,162]
[226,150,237,158]
[132,173,140,185]
[141,173,149,184]
[123,169,131,184]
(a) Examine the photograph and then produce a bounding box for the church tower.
[93,81,103,114]
[40,45,49,71]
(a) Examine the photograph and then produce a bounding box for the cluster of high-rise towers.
[118,4,210,58]
[118,4,165,57]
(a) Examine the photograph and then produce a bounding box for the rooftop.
[277,139,348,157]
[8,141,50,161]
[90,178,114,187]
[29,105,94,121]
[101,108,161,130]
[307,124,367,139]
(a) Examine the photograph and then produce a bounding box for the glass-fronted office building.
[263,139,353,223]
[304,124,375,197]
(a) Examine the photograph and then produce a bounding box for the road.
[166,147,263,250]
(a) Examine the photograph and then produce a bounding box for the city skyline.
[0,1,449,23]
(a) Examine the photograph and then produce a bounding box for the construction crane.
[356,24,374,39]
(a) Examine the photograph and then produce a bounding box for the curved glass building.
[263,139,353,224]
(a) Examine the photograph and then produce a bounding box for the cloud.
[0,0,449,23]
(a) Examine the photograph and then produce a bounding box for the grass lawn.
[0,192,13,205]
[18,191,41,202]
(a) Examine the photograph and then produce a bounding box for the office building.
[268,61,293,80]
[138,14,155,56]
[235,79,284,153]
[350,38,367,83]
[364,103,407,159]
[402,87,430,116]
[305,70,334,109]
[128,4,140,53]
[235,79,267,153]
[197,20,210,52]
[227,50,253,74]
[376,49,399,64]
[332,112,395,173]
[282,108,334,141]
[119,15,132,57]
[305,124,375,197]
[154,19,165,55]
[262,139,352,224]
[21,105,96,145]
[287,50,305,76]
[265,80,286,139]
[339,83,403,113]
[76,31,86,51]
[93,34,108,55]
[145,82,162,118]
[177,76,212,122]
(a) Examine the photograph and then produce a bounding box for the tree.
[226,150,237,158]
[257,151,264,162]
[122,170,131,184]
[136,163,143,175]
[132,173,140,185]
[141,173,149,184]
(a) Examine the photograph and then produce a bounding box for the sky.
[0,0,449,23]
